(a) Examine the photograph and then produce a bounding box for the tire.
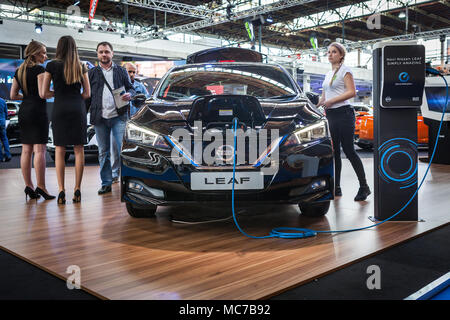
[126,202,157,218]
[298,201,330,217]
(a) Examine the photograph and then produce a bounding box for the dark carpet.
[0,249,99,300]
[271,223,450,300]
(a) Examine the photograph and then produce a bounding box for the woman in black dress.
[43,36,91,204]
[10,40,55,201]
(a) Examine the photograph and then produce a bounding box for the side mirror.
[305,91,319,106]
[132,94,147,107]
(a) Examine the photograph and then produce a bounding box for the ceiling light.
[398,11,406,19]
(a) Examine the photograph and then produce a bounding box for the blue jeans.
[129,105,139,117]
[94,114,127,187]
[0,124,11,161]
[111,133,120,179]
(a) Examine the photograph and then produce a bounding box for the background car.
[6,114,20,147]
[355,112,428,150]
[6,100,20,120]
[135,76,159,95]
[121,47,334,219]
[354,104,372,146]
[352,103,372,117]
[5,100,21,146]
[46,115,98,162]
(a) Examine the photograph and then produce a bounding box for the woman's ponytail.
[16,40,45,95]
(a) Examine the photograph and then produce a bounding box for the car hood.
[132,97,324,136]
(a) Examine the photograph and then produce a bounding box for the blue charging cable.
[231,71,449,239]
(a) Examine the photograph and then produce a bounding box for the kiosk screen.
[425,87,450,113]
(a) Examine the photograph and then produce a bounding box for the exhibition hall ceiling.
[1,0,449,50]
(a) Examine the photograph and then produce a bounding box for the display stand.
[373,41,425,221]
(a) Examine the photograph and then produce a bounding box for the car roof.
[171,62,284,70]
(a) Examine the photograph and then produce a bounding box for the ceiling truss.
[0,0,448,53]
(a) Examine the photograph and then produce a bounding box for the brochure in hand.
[112,86,128,109]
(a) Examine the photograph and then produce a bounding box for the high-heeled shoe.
[24,186,40,201]
[57,191,66,204]
[35,187,56,200]
[73,189,81,203]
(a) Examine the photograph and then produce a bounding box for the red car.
[355,112,428,149]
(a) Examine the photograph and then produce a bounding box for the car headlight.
[284,120,328,146]
[126,122,169,148]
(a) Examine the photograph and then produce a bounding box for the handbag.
[98,67,129,116]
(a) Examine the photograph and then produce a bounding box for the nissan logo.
[398,72,410,83]
[216,145,235,161]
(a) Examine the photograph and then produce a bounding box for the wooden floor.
[0,158,449,300]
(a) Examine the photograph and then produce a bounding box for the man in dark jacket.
[88,42,135,194]
[0,98,12,162]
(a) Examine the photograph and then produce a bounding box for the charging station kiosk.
[373,41,425,221]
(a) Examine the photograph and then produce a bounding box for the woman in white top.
[318,42,371,201]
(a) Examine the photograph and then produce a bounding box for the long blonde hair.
[328,42,347,86]
[16,40,45,95]
[55,36,83,84]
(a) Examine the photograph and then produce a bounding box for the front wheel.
[298,201,330,217]
[126,202,157,218]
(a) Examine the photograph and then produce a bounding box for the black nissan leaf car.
[121,48,334,218]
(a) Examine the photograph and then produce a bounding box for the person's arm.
[38,72,54,99]
[85,69,96,111]
[81,71,91,100]
[10,78,23,100]
[40,72,54,100]
[323,73,356,109]
[318,91,325,106]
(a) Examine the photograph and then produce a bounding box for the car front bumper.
[120,139,334,207]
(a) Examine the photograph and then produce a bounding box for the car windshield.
[157,64,298,101]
